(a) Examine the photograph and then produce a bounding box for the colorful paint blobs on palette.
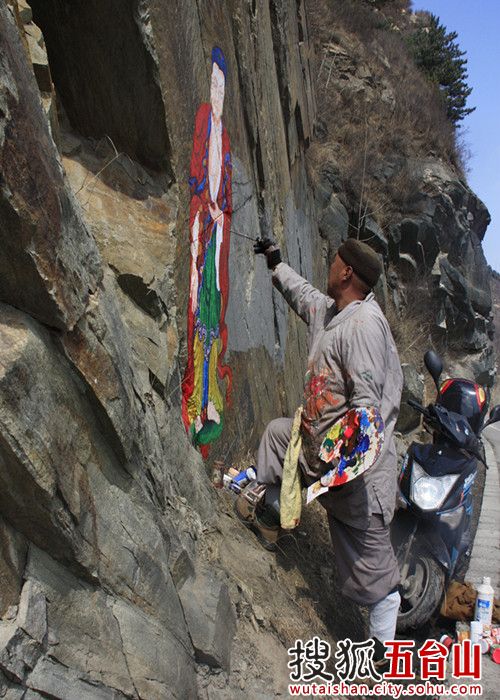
[319,407,384,486]
[182,47,232,458]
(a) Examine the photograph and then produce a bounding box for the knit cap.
[338,238,382,288]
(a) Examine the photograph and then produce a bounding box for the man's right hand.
[254,237,282,270]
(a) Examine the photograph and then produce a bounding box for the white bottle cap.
[483,576,491,586]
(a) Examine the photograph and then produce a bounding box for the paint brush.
[212,208,258,242]
[231,229,258,242]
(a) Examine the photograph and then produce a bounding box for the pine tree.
[409,14,475,124]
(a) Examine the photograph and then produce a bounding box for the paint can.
[439,634,453,651]
[232,467,257,488]
[490,626,500,645]
[456,622,470,643]
[211,460,225,489]
[479,638,490,655]
[490,645,500,664]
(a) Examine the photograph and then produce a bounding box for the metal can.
[233,467,257,488]
[456,622,470,643]
[480,638,490,655]
[246,466,257,481]
[490,626,500,644]
[439,634,453,651]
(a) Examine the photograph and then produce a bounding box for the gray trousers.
[257,418,400,637]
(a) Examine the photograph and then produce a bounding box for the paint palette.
[306,406,384,504]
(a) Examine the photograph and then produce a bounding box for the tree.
[409,13,475,124]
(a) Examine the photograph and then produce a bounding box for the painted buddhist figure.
[182,47,232,457]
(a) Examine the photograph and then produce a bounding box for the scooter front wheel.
[397,553,445,632]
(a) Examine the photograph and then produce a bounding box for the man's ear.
[344,265,353,281]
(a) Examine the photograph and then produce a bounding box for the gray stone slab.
[112,597,197,700]
[179,568,236,672]
[27,657,122,700]
[17,581,47,646]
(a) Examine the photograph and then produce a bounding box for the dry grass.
[385,279,448,369]
[305,0,466,233]
[308,0,411,42]
[386,296,430,368]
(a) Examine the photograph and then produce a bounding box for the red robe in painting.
[182,103,232,458]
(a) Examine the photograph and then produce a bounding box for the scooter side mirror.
[482,404,500,431]
[424,350,443,391]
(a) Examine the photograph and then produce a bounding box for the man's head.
[327,238,382,301]
[210,46,227,121]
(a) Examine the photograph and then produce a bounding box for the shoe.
[234,492,257,523]
[234,495,280,552]
[372,637,390,675]
[233,482,265,521]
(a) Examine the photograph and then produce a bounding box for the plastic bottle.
[470,620,483,644]
[474,576,495,626]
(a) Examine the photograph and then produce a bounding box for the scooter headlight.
[410,462,460,511]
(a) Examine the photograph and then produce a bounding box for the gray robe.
[272,262,403,530]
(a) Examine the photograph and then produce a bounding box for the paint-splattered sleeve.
[342,310,386,410]
[272,262,329,325]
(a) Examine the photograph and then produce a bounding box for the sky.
[412,0,499,271]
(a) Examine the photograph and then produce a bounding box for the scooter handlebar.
[407,400,488,467]
[407,399,430,417]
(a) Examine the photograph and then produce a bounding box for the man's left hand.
[254,237,282,270]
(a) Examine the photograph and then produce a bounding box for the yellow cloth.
[280,406,303,530]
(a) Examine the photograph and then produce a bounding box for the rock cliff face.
[0,1,495,698]
[305,0,494,390]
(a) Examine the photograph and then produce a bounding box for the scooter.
[392,350,500,632]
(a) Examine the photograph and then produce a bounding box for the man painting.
[182,47,232,457]
[238,237,403,644]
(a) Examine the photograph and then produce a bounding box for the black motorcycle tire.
[397,554,445,632]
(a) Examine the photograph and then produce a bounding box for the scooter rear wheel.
[397,553,445,632]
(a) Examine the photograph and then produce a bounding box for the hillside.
[306,0,493,384]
